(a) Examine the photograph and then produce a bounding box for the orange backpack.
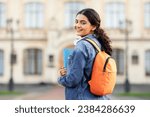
[86,39,117,96]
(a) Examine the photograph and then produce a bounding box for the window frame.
[24,2,44,29]
[112,48,124,75]
[64,1,85,29]
[0,50,4,76]
[145,50,150,76]
[144,2,150,29]
[0,3,6,28]
[105,2,125,29]
[24,49,42,75]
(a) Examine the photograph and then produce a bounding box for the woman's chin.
[76,33,82,37]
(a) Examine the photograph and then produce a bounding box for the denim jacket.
[58,34,110,100]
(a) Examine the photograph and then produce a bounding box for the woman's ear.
[92,26,96,31]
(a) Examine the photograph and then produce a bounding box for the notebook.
[63,48,73,68]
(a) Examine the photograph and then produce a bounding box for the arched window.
[24,49,42,75]
[0,50,4,75]
[112,49,124,75]
[145,50,150,76]
[25,2,44,28]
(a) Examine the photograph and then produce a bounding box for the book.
[63,48,73,68]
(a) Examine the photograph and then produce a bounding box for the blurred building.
[0,0,150,84]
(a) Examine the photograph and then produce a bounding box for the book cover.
[63,48,73,68]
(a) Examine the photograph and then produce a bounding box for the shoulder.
[72,38,92,58]
[75,38,92,53]
[75,34,95,48]
[76,39,90,47]
[76,35,101,50]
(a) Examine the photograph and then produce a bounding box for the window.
[132,54,138,64]
[112,49,124,75]
[64,2,85,28]
[25,2,44,28]
[144,3,150,28]
[24,49,42,75]
[49,55,54,67]
[145,50,150,76]
[105,2,125,28]
[0,3,6,28]
[0,50,4,76]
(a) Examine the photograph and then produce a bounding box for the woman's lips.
[76,29,83,32]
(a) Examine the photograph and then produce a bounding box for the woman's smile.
[74,14,96,37]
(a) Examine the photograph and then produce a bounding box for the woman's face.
[74,14,96,37]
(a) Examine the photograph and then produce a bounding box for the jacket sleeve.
[58,42,88,88]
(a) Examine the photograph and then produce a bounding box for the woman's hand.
[59,67,67,76]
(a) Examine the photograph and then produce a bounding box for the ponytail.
[94,28,112,56]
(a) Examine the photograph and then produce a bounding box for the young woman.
[58,8,112,100]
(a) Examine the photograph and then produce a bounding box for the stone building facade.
[0,0,150,84]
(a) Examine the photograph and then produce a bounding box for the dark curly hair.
[77,8,112,55]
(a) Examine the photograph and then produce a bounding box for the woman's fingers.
[59,67,67,76]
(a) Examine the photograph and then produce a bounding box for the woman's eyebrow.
[75,19,87,22]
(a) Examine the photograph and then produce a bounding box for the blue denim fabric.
[58,34,110,100]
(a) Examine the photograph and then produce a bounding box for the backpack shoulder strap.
[85,38,101,52]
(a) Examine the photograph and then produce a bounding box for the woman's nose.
[74,23,80,29]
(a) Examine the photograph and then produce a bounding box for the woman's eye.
[81,22,86,25]
[75,20,78,24]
